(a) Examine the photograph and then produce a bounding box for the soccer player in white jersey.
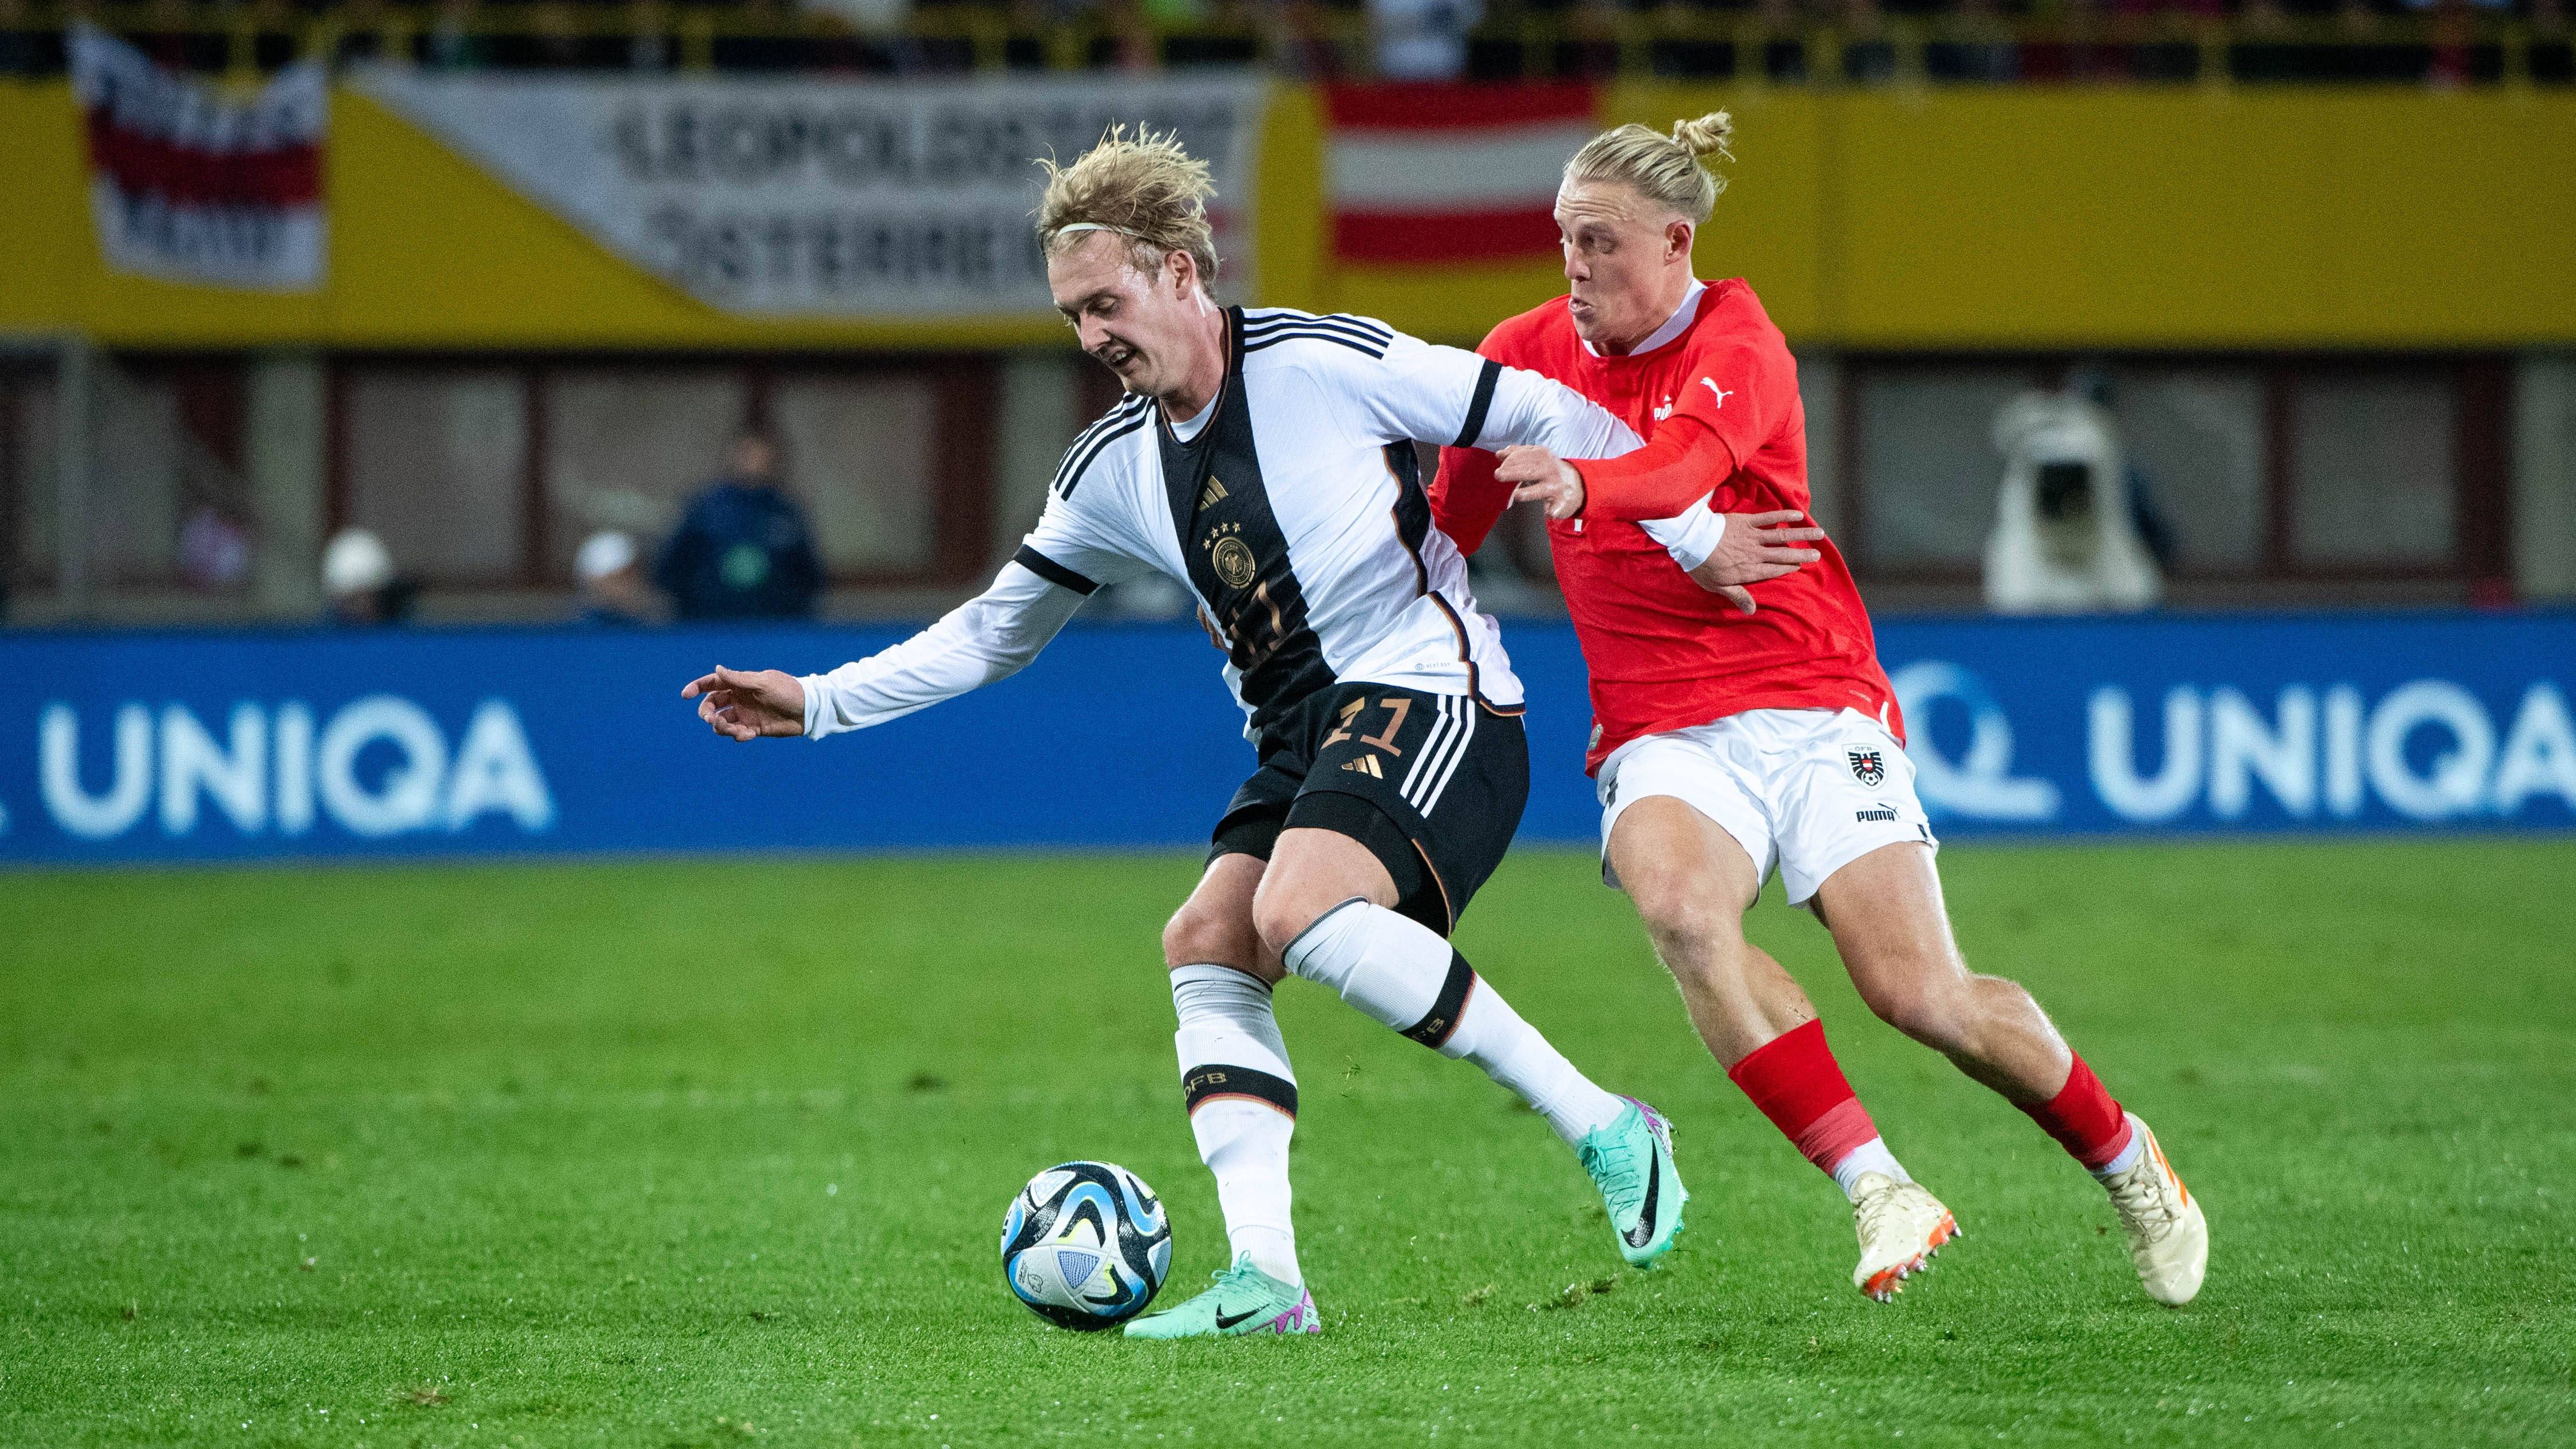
[679,131,1823,1339]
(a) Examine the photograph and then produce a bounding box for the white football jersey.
[801,307,1644,741]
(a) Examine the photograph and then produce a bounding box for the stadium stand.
[0,0,2567,81]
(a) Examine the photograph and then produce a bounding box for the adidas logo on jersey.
[1200,476,1229,510]
[1341,755,1384,779]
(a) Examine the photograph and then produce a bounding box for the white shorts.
[1597,708,1939,907]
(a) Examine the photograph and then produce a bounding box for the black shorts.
[1208,683,1528,936]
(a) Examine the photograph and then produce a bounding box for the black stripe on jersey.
[1400,951,1479,1051]
[1012,544,1099,595]
[1385,443,1432,594]
[1053,394,1146,485]
[1183,1063,1298,1119]
[1243,310,1394,346]
[1052,396,1151,500]
[1242,313,1392,356]
[1243,326,1387,360]
[1161,308,1338,731]
[1449,358,1502,448]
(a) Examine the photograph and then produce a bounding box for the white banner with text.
[354,70,1269,319]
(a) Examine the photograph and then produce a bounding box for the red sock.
[1727,1019,1883,1178]
[2021,1053,2134,1170]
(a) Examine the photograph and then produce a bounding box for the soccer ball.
[999,1160,1172,1329]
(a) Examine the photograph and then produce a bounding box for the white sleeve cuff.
[1639,498,1724,572]
[799,674,826,738]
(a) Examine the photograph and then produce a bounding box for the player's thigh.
[1265,687,1526,944]
[1812,840,1973,1032]
[1599,729,1775,926]
[1165,851,1279,981]
[1250,826,1398,958]
[1603,793,1765,949]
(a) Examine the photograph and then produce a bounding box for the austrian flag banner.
[1325,82,1598,267]
[70,23,326,291]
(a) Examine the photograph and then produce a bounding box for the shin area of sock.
[1728,1018,1883,1176]
[2021,1052,2134,1171]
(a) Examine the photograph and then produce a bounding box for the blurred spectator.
[251,0,297,72]
[1092,0,1161,70]
[1927,0,2016,80]
[1371,0,1481,77]
[0,0,62,78]
[323,528,419,627]
[716,0,808,70]
[629,0,678,72]
[575,531,658,626]
[424,0,488,72]
[1553,0,1623,78]
[179,507,253,592]
[334,0,393,66]
[654,431,823,622]
[1257,0,1344,77]
[1760,0,1813,80]
[2537,0,2575,84]
[136,0,225,73]
[1839,0,1898,82]
[524,0,587,69]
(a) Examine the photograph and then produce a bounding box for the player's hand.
[682,666,807,741]
[1496,446,1586,520]
[1685,511,1827,616]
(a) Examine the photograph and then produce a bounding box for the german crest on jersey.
[1848,749,1886,787]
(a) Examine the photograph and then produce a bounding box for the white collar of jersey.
[1165,388,1220,443]
[1578,279,1707,360]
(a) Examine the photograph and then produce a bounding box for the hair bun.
[1670,111,1735,161]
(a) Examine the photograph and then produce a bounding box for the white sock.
[2089,1127,2146,1182]
[1170,963,1302,1287]
[1281,900,1627,1146]
[1830,1136,1912,1201]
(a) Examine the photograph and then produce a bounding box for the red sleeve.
[1565,412,1739,523]
[1428,325,1520,555]
[1570,335,1775,522]
[1432,443,1512,555]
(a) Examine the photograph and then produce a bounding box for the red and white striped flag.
[70,22,326,291]
[1325,82,1598,268]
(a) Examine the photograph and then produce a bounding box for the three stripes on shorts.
[1398,694,1477,819]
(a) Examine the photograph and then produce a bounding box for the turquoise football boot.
[1123,1255,1319,1339]
[1579,1096,1688,1268]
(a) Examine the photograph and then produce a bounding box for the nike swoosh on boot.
[1623,1155,1661,1249]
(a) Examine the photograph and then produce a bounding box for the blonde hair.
[1563,112,1735,224]
[1034,127,1221,286]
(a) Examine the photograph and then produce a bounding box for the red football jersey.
[1434,279,1901,775]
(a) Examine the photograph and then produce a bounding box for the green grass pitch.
[5,839,2573,1447]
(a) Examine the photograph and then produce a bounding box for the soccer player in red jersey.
[1433,113,2208,1305]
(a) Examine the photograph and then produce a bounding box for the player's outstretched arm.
[1494,442,1822,615]
[683,667,807,742]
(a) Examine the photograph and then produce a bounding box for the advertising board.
[2,613,2566,866]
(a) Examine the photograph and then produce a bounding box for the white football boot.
[1848,1172,1959,1302]
[2101,1112,2208,1306]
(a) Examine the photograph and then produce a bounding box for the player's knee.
[1858,964,1971,1051]
[1248,886,1321,963]
[1624,864,1741,962]
[1163,899,1262,973]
